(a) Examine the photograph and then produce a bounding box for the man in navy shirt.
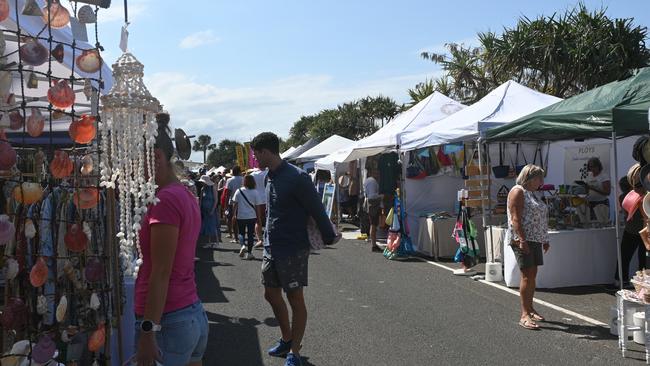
[252,132,336,366]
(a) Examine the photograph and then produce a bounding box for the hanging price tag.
[119,25,129,53]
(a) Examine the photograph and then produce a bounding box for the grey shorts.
[511,241,544,269]
[262,249,310,292]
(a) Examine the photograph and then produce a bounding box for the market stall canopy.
[485,68,650,142]
[296,134,354,163]
[401,80,562,150]
[280,146,296,159]
[283,138,318,161]
[314,92,465,170]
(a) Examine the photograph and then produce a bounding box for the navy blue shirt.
[264,161,336,258]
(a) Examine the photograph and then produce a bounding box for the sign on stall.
[564,143,611,183]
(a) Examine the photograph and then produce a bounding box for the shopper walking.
[252,132,336,366]
[251,168,269,247]
[364,170,383,252]
[617,163,648,285]
[225,166,244,242]
[199,174,220,249]
[505,164,550,330]
[134,113,208,366]
[233,174,263,260]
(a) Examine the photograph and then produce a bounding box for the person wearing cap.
[199,175,220,249]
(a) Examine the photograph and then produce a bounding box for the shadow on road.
[196,248,231,303]
[538,320,617,341]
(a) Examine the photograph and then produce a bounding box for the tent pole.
[477,138,493,262]
[613,131,623,290]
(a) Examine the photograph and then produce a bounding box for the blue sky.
[95,0,650,162]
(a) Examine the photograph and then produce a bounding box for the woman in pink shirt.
[135,113,208,366]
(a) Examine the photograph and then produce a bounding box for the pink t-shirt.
[135,183,201,316]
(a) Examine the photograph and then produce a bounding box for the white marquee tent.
[296,134,354,163]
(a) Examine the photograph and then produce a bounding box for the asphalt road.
[196,238,643,366]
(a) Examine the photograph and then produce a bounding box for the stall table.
[500,226,617,288]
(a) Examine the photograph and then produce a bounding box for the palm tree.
[408,79,435,106]
[192,134,216,164]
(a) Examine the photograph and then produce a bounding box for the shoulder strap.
[238,188,256,211]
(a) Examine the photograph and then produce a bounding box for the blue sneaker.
[268,339,292,357]
[284,353,303,366]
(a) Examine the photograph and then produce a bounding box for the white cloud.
[179,30,221,49]
[144,71,441,162]
[97,0,149,24]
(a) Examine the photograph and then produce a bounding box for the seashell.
[84,259,103,282]
[32,335,56,364]
[2,339,32,366]
[29,257,48,288]
[47,80,75,109]
[5,257,19,279]
[36,294,47,315]
[77,5,96,24]
[24,218,36,239]
[64,223,87,252]
[89,292,100,310]
[19,39,49,67]
[60,330,70,343]
[41,1,70,29]
[0,214,15,244]
[0,130,16,170]
[51,109,66,120]
[80,154,93,175]
[69,115,96,144]
[76,49,102,74]
[55,295,67,323]
[22,0,43,16]
[26,108,45,137]
[87,322,105,352]
[27,72,38,89]
[9,111,24,130]
[0,0,9,22]
[1,297,28,330]
[13,182,44,204]
[73,188,99,209]
[50,150,73,179]
[52,43,64,63]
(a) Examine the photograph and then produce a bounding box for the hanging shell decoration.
[0,0,9,22]
[19,39,49,67]
[87,322,105,352]
[89,292,100,310]
[50,150,74,179]
[32,335,56,364]
[30,257,48,288]
[13,182,44,204]
[1,297,28,330]
[36,294,48,315]
[24,218,36,239]
[69,114,96,144]
[64,223,88,253]
[84,259,103,282]
[9,111,25,130]
[52,43,64,63]
[77,5,96,23]
[0,214,15,245]
[2,340,32,366]
[27,71,39,88]
[0,131,17,170]
[26,108,45,137]
[47,80,75,109]
[76,49,102,73]
[5,257,19,279]
[55,295,67,322]
[73,188,99,209]
[22,0,43,16]
[41,0,70,29]
[81,154,94,175]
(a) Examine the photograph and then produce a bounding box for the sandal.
[529,312,545,322]
[519,316,540,330]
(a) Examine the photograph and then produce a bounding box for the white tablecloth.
[504,227,618,288]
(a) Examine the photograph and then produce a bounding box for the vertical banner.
[245,142,259,169]
[564,143,611,183]
[236,144,245,169]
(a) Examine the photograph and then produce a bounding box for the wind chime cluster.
[100,52,160,277]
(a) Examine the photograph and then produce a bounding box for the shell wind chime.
[100,53,160,277]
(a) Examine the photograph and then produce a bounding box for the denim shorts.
[135,301,209,365]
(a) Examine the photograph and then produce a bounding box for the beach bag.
[307,218,340,251]
[492,143,510,178]
[515,143,528,174]
[385,207,395,227]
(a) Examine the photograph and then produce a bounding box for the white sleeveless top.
[505,185,549,245]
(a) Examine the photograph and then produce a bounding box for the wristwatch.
[140,320,162,333]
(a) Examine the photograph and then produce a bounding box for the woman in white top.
[505,164,550,330]
[233,174,263,260]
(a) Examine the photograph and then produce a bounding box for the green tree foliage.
[285,95,401,147]
[207,139,240,168]
[413,4,650,104]
[192,135,216,164]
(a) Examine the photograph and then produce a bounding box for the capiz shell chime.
[100,53,160,277]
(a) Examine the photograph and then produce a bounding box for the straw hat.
[199,175,214,186]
